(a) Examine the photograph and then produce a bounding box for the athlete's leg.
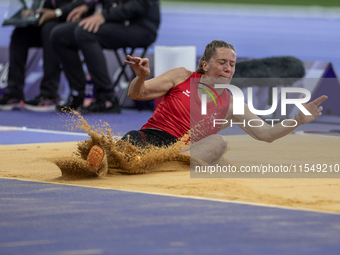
[180,134,227,164]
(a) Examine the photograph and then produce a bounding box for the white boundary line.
[0,126,122,139]
[0,125,89,137]
[1,176,339,216]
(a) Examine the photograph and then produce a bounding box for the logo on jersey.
[182,89,190,97]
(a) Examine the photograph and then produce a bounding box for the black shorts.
[121,129,179,148]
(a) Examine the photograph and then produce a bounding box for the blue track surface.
[0,129,89,144]
[0,109,154,137]
[157,3,340,75]
[1,178,340,255]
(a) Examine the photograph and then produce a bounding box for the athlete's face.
[202,47,236,84]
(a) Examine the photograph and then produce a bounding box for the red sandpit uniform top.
[141,72,231,141]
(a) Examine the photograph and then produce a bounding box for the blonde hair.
[196,40,236,74]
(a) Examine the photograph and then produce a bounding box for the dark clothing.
[121,129,179,148]
[100,0,160,36]
[40,0,94,22]
[51,0,160,100]
[7,21,61,98]
[6,0,92,99]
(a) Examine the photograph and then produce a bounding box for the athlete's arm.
[228,95,327,143]
[125,55,192,100]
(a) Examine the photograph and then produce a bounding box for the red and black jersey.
[141,72,231,141]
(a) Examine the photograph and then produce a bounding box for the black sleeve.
[101,0,151,23]
[41,0,53,9]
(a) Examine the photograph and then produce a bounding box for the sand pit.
[0,134,339,214]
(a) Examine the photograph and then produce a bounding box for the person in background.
[52,0,160,114]
[0,0,94,112]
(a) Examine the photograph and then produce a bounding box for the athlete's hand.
[67,4,89,22]
[124,55,150,79]
[78,13,105,33]
[296,95,328,124]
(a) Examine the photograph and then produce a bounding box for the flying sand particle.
[53,111,191,178]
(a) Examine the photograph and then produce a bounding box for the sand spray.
[53,111,191,177]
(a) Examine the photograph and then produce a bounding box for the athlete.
[82,40,327,175]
